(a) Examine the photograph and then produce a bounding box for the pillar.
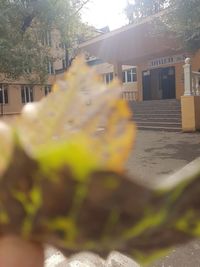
[113,62,123,83]
[183,58,192,96]
[181,96,200,132]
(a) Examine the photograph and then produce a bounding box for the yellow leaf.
[16,56,135,173]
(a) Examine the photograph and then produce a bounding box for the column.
[113,62,123,83]
[183,58,192,96]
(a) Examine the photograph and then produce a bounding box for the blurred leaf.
[16,57,135,173]
[0,122,13,176]
[1,58,200,266]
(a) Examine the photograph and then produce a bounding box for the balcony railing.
[121,90,137,101]
[184,58,200,96]
[192,71,200,96]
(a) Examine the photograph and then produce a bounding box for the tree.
[0,0,90,82]
[163,0,200,52]
[124,0,168,24]
[125,0,200,52]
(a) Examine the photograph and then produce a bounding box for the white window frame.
[123,68,137,83]
[0,85,8,104]
[21,85,33,104]
[47,61,54,75]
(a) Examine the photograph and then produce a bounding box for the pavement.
[46,129,200,266]
[126,130,200,182]
[125,130,200,267]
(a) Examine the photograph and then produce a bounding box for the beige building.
[0,29,67,118]
[79,13,200,102]
[87,57,138,95]
[79,13,200,131]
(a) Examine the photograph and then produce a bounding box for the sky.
[81,0,128,30]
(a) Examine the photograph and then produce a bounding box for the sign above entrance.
[148,55,185,69]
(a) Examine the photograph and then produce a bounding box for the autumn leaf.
[0,57,200,266]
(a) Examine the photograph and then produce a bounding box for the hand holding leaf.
[0,57,200,266]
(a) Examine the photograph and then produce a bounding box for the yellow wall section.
[181,96,200,132]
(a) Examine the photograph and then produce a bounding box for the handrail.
[192,71,200,96]
[183,58,200,96]
[192,71,200,75]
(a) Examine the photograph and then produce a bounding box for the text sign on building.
[148,55,185,69]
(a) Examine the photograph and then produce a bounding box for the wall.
[191,50,200,72]
[181,95,200,132]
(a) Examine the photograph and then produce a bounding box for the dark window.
[44,85,52,96]
[104,72,113,84]
[21,86,33,103]
[47,61,54,74]
[42,31,52,46]
[62,58,68,70]
[24,67,32,74]
[123,71,126,83]
[0,85,8,104]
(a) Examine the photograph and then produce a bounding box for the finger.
[0,235,44,267]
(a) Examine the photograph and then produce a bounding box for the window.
[23,0,29,8]
[42,31,52,47]
[21,86,33,103]
[103,72,113,84]
[59,43,67,49]
[0,85,8,104]
[123,68,137,83]
[47,61,54,74]
[62,58,68,70]
[44,85,52,96]
[24,67,32,74]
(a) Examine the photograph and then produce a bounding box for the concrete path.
[126,130,200,267]
[126,130,200,181]
[46,130,200,266]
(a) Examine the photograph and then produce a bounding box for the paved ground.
[125,130,200,267]
[46,130,200,266]
[126,130,200,181]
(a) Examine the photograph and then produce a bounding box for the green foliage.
[0,0,90,82]
[124,0,168,23]
[124,0,200,52]
[163,0,200,52]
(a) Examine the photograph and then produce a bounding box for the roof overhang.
[79,13,183,65]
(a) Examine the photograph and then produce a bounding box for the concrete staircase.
[130,100,182,132]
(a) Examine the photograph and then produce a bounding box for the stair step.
[136,121,182,128]
[130,99,180,104]
[133,111,181,115]
[129,100,182,131]
[133,112,181,118]
[134,117,181,123]
[132,106,181,111]
[133,116,181,121]
[136,125,182,132]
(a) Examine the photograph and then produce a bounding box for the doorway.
[142,66,176,100]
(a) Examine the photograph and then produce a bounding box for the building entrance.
[142,67,176,100]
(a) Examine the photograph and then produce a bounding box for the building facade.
[79,13,200,103]
[87,57,138,98]
[0,28,67,118]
